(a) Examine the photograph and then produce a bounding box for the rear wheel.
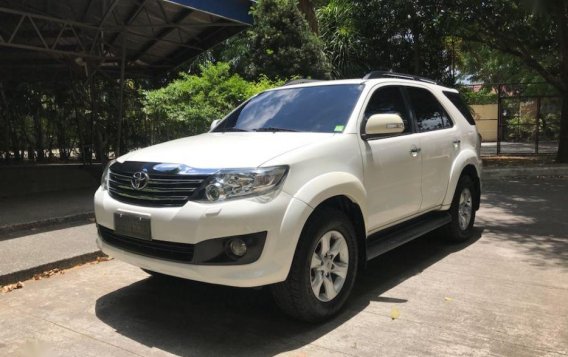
[444,175,477,242]
[271,208,358,322]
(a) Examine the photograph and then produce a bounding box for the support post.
[535,96,541,154]
[497,84,502,155]
[116,36,126,158]
[89,67,96,164]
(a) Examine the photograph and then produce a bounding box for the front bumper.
[94,187,312,287]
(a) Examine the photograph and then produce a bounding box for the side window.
[364,86,411,133]
[443,91,476,125]
[406,87,453,132]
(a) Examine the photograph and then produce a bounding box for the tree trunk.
[298,0,318,34]
[555,0,568,163]
[33,108,44,161]
[557,91,568,163]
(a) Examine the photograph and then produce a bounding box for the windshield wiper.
[218,127,249,132]
[254,127,298,132]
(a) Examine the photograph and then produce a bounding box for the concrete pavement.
[0,177,566,356]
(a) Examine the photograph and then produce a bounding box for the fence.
[466,83,562,156]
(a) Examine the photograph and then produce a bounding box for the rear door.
[404,86,457,211]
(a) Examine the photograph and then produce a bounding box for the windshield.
[214,84,363,133]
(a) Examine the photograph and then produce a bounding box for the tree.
[238,0,332,80]
[317,0,455,83]
[317,0,367,78]
[450,0,568,162]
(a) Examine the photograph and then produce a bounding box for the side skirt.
[366,211,451,261]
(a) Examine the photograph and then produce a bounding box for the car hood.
[118,132,335,168]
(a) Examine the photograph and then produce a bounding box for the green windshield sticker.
[334,125,345,132]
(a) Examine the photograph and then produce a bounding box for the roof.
[0,0,253,80]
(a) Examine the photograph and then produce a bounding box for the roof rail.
[363,71,437,84]
[283,79,323,86]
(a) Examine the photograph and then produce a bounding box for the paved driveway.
[1,178,567,356]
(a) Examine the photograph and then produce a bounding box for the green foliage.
[214,0,332,80]
[500,97,562,142]
[317,0,366,78]
[459,86,498,105]
[449,0,565,93]
[456,42,560,98]
[4,0,567,162]
[317,0,456,83]
[142,62,283,136]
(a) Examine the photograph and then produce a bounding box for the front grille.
[108,161,210,207]
[98,225,195,263]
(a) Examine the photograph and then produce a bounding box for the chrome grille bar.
[108,162,210,207]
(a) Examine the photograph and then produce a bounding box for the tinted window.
[365,86,411,133]
[215,84,363,133]
[407,87,453,132]
[444,91,476,125]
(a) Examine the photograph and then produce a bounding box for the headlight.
[199,166,288,202]
[100,159,116,190]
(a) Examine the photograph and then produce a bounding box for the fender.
[441,148,482,209]
[269,172,368,282]
[292,171,368,227]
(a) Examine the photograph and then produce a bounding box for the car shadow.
[95,228,482,356]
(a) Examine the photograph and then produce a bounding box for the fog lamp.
[228,238,247,257]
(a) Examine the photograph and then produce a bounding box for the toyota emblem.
[131,171,150,190]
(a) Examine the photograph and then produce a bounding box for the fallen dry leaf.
[444,297,454,302]
[33,268,62,280]
[390,307,400,320]
[2,281,24,293]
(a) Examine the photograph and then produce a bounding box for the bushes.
[459,86,498,105]
[142,62,283,137]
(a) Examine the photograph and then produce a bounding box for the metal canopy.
[0,0,253,80]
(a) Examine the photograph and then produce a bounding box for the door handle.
[410,145,421,157]
[452,139,461,149]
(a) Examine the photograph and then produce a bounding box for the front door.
[359,85,422,232]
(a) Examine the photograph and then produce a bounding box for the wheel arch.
[309,196,367,271]
[443,151,482,210]
[292,172,368,271]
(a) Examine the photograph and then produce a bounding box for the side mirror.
[364,114,405,138]
[210,119,221,131]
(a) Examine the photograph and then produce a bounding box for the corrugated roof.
[0,0,253,80]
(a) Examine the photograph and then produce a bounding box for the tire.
[444,175,477,242]
[271,208,358,322]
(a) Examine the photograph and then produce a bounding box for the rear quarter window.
[443,91,476,125]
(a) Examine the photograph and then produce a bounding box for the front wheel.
[271,208,358,322]
[444,175,477,242]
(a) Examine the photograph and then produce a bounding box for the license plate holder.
[114,212,151,241]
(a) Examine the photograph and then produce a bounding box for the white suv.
[95,71,481,321]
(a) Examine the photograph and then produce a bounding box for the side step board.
[366,212,451,261]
